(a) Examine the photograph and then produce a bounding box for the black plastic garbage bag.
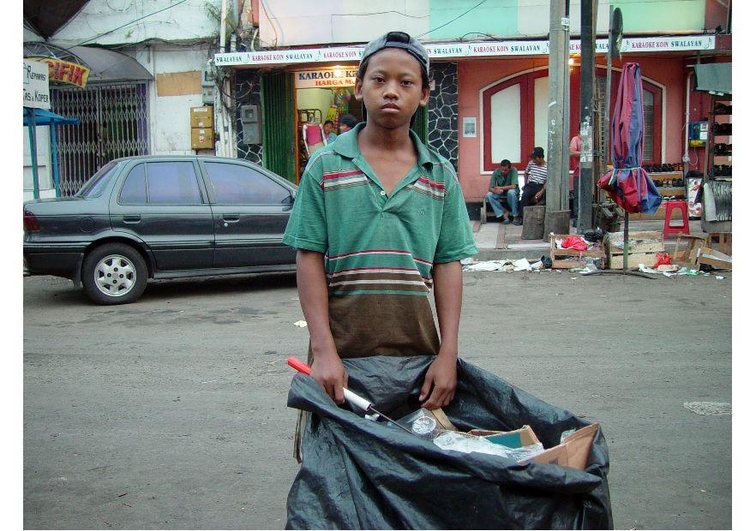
[286,356,613,530]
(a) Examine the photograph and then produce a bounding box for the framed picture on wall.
[463,117,477,137]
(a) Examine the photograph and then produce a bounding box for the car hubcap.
[94,254,136,297]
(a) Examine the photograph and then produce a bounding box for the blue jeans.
[486,189,520,218]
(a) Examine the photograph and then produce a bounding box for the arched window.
[481,69,548,171]
[481,67,663,172]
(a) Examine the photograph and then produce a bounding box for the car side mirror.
[282,190,295,207]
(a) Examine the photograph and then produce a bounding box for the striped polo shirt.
[282,123,477,359]
[525,160,548,185]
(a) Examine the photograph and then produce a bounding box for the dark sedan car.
[24,155,299,304]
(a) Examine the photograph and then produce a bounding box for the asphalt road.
[22,268,734,529]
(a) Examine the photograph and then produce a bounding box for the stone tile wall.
[428,63,459,173]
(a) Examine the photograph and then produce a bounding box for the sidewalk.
[471,216,710,262]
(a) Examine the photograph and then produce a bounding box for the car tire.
[82,243,148,305]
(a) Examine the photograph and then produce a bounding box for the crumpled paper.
[462,258,532,272]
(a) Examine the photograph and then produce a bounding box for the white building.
[23,0,229,200]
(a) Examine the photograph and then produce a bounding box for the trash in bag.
[391,407,448,439]
[286,355,613,530]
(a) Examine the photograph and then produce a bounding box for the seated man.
[520,146,548,220]
[485,159,521,225]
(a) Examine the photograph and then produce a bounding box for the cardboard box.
[696,247,732,270]
[469,425,540,448]
[190,106,214,128]
[191,128,215,150]
[605,230,664,269]
[469,423,599,470]
[430,408,459,431]
[523,423,600,471]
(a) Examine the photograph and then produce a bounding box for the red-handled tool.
[287,356,412,434]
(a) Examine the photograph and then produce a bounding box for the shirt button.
[380,190,386,196]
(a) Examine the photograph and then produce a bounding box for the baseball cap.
[530,147,545,158]
[359,31,430,77]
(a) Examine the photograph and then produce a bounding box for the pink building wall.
[455,55,692,201]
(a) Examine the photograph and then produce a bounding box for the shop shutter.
[51,82,149,196]
[261,71,296,184]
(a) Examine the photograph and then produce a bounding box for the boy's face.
[354,48,429,129]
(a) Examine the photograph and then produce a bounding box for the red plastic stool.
[663,200,690,238]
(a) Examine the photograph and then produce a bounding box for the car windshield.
[76,161,119,198]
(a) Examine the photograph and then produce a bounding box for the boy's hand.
[419,354,457,410]
[310,354,348,405]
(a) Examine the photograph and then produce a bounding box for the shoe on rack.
[513,218,522,226]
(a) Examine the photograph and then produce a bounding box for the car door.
[200,159,296,268]
[110,159,215,271]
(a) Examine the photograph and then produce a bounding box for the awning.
[24,42,153,84]
[23,107,80,126]
[68,46,153,83]
[693,63,731,95]
[24,107,81,199]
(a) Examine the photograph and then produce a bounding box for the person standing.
[282,31,477,431]
[519,146,548,219]
[569,131,582,226]
[485,159,521,225]
[338,113,358,133]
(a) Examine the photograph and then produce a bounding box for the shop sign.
[569,41,610,54]
[37,58,91,88]
[215,35,716,66]
[296,68,358,88]
[23,59,50,110]
[215,46,365,66]
[620,35,715,52]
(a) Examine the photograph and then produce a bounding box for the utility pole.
[545,0,571,235]
[215,0,237,158]
[578,0,598,232]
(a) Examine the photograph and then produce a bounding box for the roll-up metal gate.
[51,82,149,196]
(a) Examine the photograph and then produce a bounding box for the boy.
[282,31,477,416]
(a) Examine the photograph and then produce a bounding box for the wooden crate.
[549,233,606,269]
[697,246,732,270]
[605,230,664,269]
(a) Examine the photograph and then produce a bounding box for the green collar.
[333,122,434,170]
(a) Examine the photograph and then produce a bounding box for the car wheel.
[82,243,148,305]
